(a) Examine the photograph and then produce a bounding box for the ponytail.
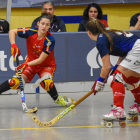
[86,19,125,51]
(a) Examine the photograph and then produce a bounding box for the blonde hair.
[86,19,125,51]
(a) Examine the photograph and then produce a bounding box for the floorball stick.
[16,55,37,113]
[32,90,94,127]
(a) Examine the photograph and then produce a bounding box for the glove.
[104,64,118,83]
[109,64,118,76]
[91,76,105,95]
[11,43,21,61]
[15,62,28,73]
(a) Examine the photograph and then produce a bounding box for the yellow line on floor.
[0,123,140,130]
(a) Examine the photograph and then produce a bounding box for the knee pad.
[40,78,54,91]
[125,82,139,90]
[9,77,20,89]
[9,75,25,90]
[124,76,139,91]
[107,69,140,90]
[107,73,124,88]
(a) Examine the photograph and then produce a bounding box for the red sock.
[131,84,140,104]
[112,81,125,108]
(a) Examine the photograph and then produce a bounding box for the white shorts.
[120,39,140,74]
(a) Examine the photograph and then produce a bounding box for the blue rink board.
[0,31,139,83]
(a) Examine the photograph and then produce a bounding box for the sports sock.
[130,84,140,104]
[47,84,58,101]
[112,81,125,108]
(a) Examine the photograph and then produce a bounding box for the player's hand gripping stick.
[15,55,37,113]
[11,43,21,61]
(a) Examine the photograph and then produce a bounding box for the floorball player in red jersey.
[0,13,74,107]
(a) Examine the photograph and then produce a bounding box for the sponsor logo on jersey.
[28,66,33,72]
[124,58,131,62]
[46,67,51,70]
[47,42,51,46]
[99,34,103,37]
[35,44,41,48]
[25,69,31,74]
[134,60,140,66]
[23,28,25,34]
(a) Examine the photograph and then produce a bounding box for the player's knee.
[9,75,25,90]
[107,73,124,88]
[9,77,20,89]
[125,77,139,90]
[125,82,139,90]
[40,79,54,91]
[107,72,140,90]
[107,75,115,88]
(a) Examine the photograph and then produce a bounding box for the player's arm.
[16,38,54,72]
[28,52,49,66]
[100,54,111,79]
[104,56,126,78]
[96,35,111,79]
[27,39,54,66]
[91,53,111,95]
[9,29,21,61]
[15,51,49,72]
[9,29,18,44]
[116,56,125,65]
[24,39,53,66]
[9,27,31,61]
[16,51,49,73]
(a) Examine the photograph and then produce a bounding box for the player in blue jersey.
[86,19,140,122]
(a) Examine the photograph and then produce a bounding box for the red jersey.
[17,26,56,68]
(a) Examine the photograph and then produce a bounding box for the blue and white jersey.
[96,32,140,58]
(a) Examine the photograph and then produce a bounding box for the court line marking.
[0,123,140,131]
